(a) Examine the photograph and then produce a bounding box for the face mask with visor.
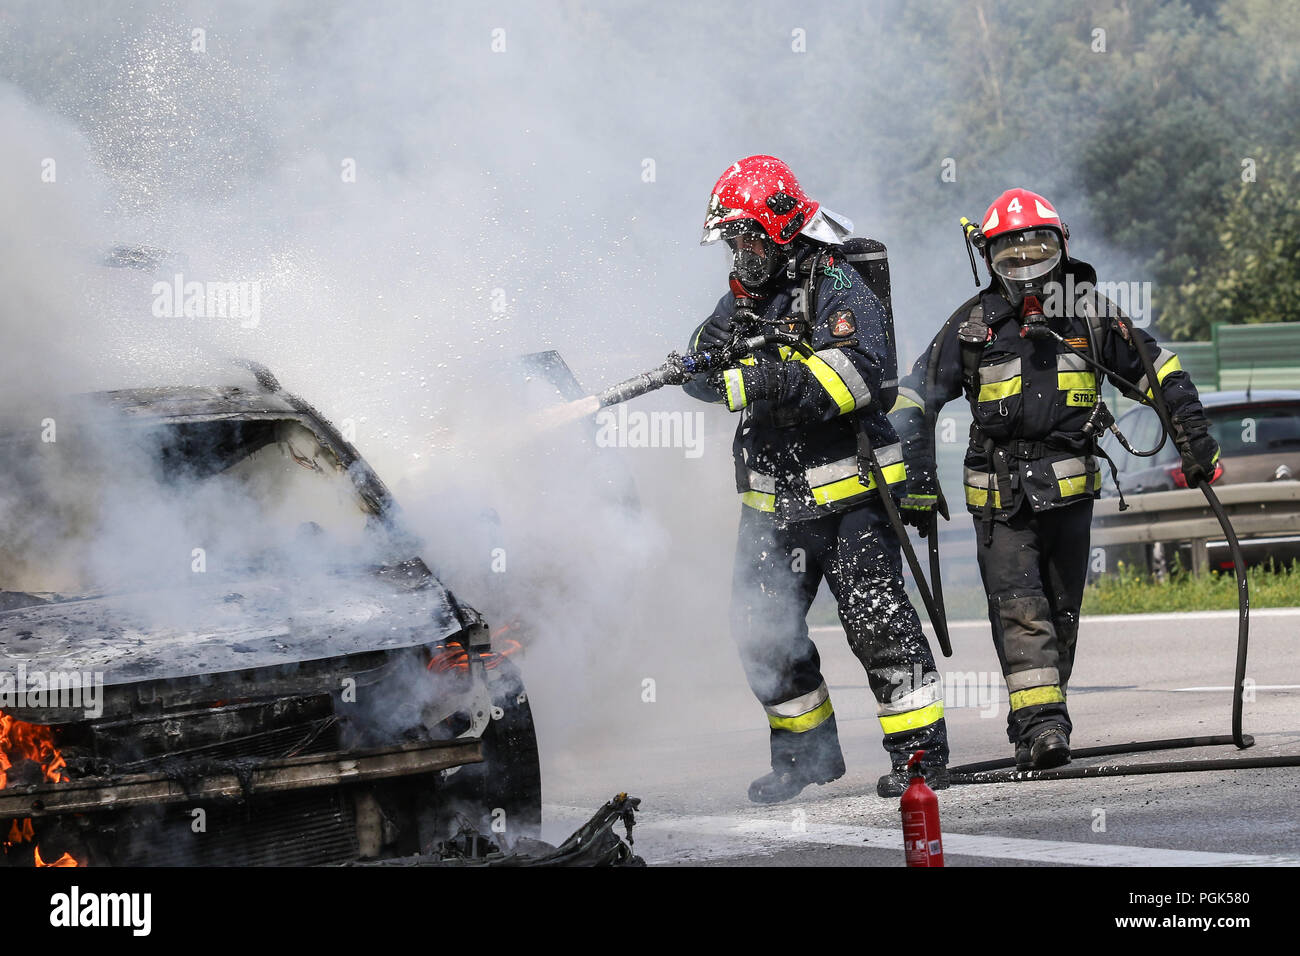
[719,222,785,291]
[988,227,1063,307]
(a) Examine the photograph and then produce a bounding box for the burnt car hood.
[0,566,469,699]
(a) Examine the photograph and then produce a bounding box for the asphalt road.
[531,608,1300,866]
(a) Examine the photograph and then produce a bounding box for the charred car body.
[0,366,540,866]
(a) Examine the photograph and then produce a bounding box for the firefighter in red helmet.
[891,188,1219,769]
[683,155,951,801]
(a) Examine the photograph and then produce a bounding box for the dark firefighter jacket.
[890,258,1209,519]
[684,247,905,523]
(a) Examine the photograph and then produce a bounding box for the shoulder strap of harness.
[956,300,987,403]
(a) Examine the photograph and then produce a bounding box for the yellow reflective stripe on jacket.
[964,485,1001,508]
[878,701,945,735]
[1052,456,1098,499]
[978,377,1022,403]
[807,448,906,506]
[893,386,924,411]
[1136,349,1182,396]
[812,475,870,506]
[963,467,1001,508]
[1151,354,1182,394]
[977,357,1022,403]
[798,351,857,415]
[1009,685,1066,710]
[741,490,776,512]
[767,698,834,733]
[722,368,747,411]
[814,348,873,410]
[1057,371,1096,391]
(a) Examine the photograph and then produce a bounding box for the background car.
[1100,390,1300,494]
[1094,390,1300,576]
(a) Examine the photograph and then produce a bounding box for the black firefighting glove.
[695,307,761,351]
[899,469,943,536]
[707,364,775,412]
[1172,413,1220,486]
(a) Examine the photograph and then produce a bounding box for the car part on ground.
[354,793,644,867]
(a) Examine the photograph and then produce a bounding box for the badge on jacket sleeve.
[830,310,855,337]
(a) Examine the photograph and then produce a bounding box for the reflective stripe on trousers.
[765,682,835,733]
[877,681,945,735]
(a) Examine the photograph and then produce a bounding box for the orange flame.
[0,711,69,789]
[0,710,80,866]
[34,846,78,867]
[427,637,523,674]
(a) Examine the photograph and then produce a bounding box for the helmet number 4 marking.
[1006,197,1022,214]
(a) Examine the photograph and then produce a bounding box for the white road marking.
[545,805,1300,867]
[811,606,1300,639]
[1173,685,1300,692]
[1078,607,1300,625]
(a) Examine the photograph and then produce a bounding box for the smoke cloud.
[0,2,1135,804]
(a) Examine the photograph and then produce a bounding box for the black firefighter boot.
[876,762,951,798]
[1028,726,1071,769]
[876,717,952,797]
[1015,728,1071,770]
[748,715,846,804]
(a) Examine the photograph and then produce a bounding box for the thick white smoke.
[0,1,1121,800]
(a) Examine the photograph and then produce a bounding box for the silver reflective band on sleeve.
[895,385,925,409]
[979,356,1022,385]
[815,348,873,407]
[1005,667,1061,693]
[877,681,944,716]
[1135,348,1177,394]
[1057,352,1089,372]
[765,682,830,719]
[844,251,888,263]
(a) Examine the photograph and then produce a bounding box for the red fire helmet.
[980,188,1066,248]
[701,155,851,246]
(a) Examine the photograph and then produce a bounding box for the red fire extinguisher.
[900,749,944,867]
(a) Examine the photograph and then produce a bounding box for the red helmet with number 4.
[701,155,853,291]
[980,188,1069,306]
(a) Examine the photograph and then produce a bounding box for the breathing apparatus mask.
[988,228,1064,335]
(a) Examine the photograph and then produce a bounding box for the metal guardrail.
[1092,481,1300,573]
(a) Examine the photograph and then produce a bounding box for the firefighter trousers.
[731,500,949,775]
[974,498,1093,747]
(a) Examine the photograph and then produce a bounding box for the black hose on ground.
[1120,316,1252,751]
[951,753,1300,786]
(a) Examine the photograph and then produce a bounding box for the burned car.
[0,365,540,866]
